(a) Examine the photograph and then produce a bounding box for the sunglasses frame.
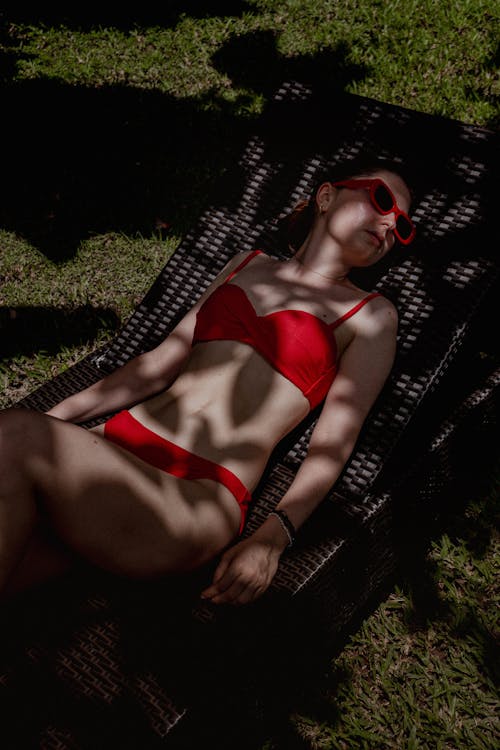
[330,178,416,245]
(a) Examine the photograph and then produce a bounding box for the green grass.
[288,509,499,749]
[254,485,499,749]
[0,229,178,404]
[5,1,499,124]
[0,2,499,748]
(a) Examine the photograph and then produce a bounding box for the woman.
[0,161,415,602]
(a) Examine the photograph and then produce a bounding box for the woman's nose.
[381,213,396,231]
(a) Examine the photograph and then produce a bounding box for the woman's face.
[319,170,412,264]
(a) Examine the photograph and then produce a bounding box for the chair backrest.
[20,80,498,593]
[21,82,499,544]
[85,79,497,492]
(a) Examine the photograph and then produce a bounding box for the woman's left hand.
[200,537,282,605]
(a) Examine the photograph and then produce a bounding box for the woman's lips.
[366,230,383,248]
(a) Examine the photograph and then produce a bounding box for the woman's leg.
[0,408,241,595]
[4,521,76,596]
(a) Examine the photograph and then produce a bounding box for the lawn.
[0,2,498,748]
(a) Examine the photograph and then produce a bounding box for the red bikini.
[193,250,381,410]
[104,250,381,532]
[104,410,251,534]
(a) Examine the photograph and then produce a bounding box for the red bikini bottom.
[103,410,251,534]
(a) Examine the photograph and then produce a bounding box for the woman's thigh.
[16,411,241,577]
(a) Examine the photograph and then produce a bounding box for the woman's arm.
[45,312,196,423]
[268,297,398,532]
[202,297,399,604]
[46,251,253,423]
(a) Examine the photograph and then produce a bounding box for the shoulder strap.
[224,250,263,283]
[330,292,382,330]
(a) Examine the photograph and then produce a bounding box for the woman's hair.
[284,155,412,252]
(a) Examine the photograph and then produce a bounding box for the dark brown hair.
[284,156,412,252]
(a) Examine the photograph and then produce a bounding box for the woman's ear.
[315,182,333,214]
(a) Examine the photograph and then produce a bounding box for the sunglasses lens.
[373,182,414,243]
[373,184,394,212]
[396,215,412,240]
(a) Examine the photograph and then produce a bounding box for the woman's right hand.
[200,535,283,605]
[200,512,291,606]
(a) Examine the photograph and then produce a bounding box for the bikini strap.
[224,250,263,283]
[330,292,382,330]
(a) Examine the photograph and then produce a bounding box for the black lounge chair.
[2,80,499,748]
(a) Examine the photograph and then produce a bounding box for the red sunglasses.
[331,178,416,245]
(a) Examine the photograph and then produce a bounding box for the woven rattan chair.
[3,80,499,748]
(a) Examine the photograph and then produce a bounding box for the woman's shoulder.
[224,249,274,274]
[363,292,398,335]
[347,283,398,334]
[227,248,269,266]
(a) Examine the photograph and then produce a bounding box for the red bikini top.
[192,250,381,410]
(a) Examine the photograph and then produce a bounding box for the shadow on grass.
[0,2,254,30]
[0,23,369,261]
[396,449,499,687]
[212,29,366,99]
[1,305,120,358]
